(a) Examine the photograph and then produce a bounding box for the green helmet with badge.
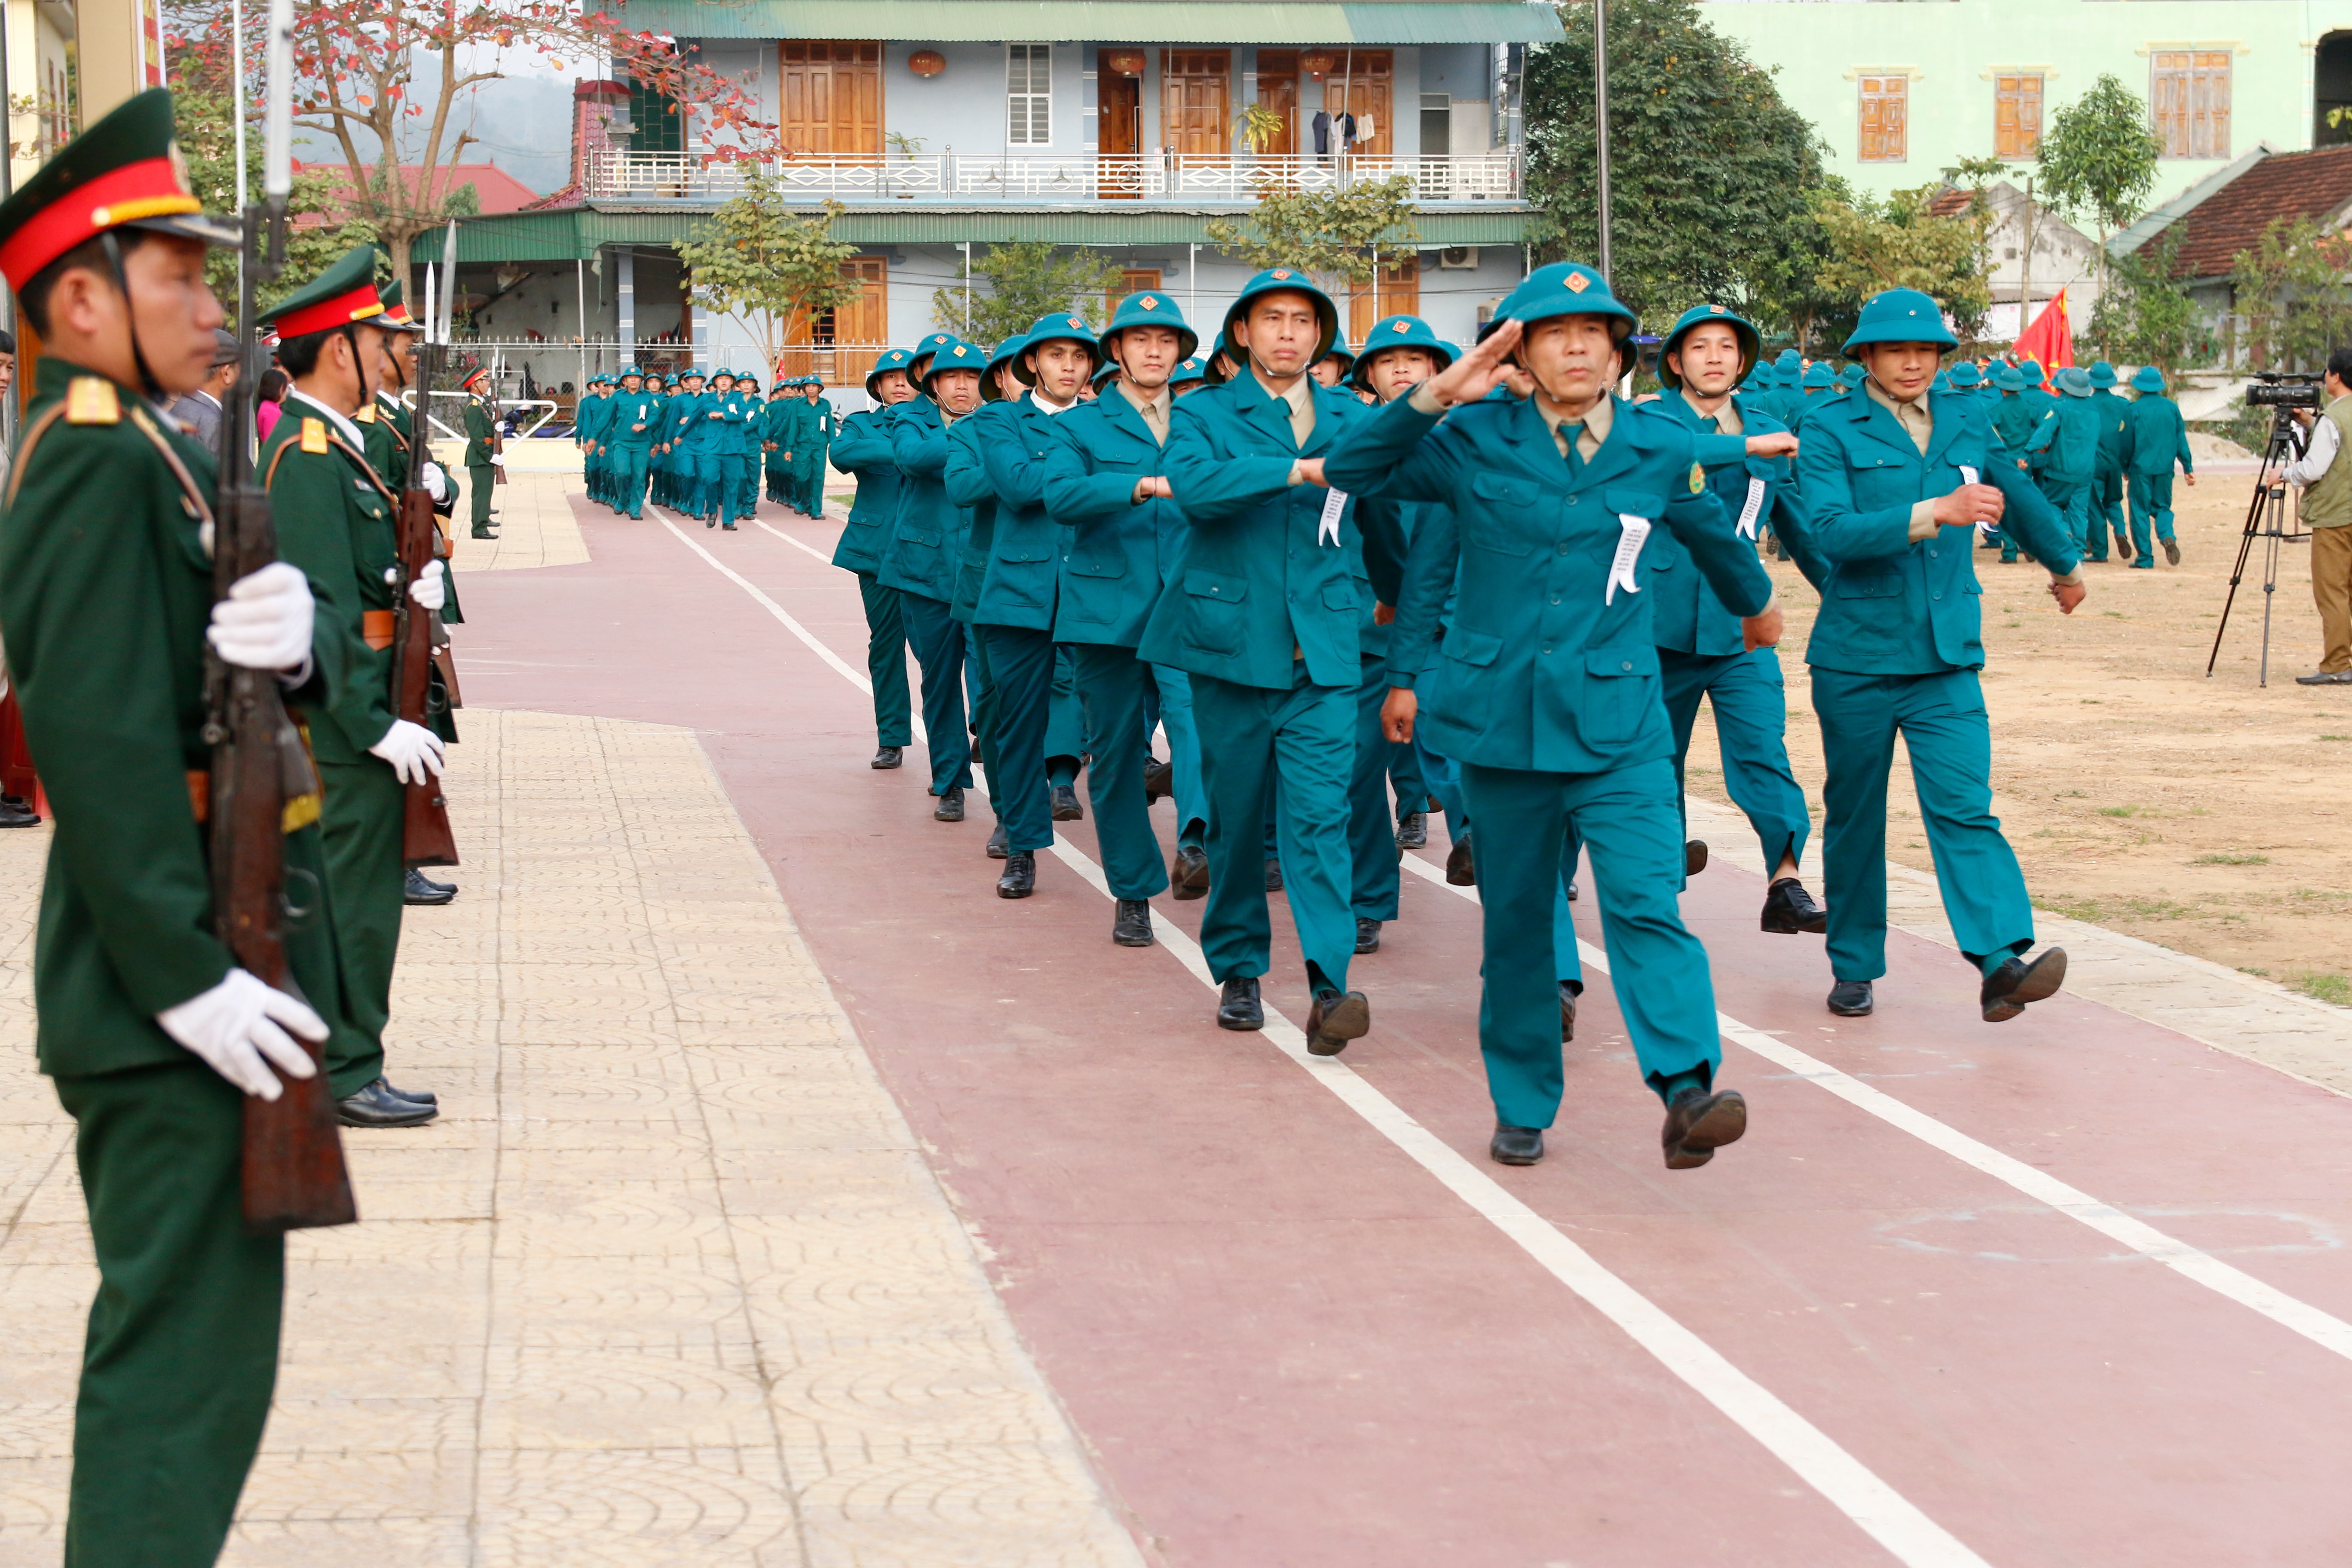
[1013,311,1101,386]
[865,348,915,399]
[921,337,986,394]
[1099,288,1199,365]
[1351,314,1452,393]
[1218,266,1340,370]
[1488,261,1638,342]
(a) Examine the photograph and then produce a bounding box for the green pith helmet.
[1837,363,1865,391]
[1801,363,1835,391]
[921,337,985,394]
[1841,287,1957,356]
[1169,355,1208,389]
[865,348,915,399]
[908,331,960,381]
[1099,289,1199,364]
[1994,365,2026,392]
[1948,361,1983,389]
[1218,266,1340,371]
[1656,302,1761,390]
[2131,365,2166,393]
[1351,314,1452,394]
[1489,261,1638,340]
[2087,360,2118,389]
[2056,365,2092,397]
[1774,348,1802,377]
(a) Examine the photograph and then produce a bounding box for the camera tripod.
[2207,407,2311,687]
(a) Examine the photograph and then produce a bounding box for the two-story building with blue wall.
[442,0,1560,398]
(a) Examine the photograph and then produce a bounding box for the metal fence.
[444,340,892,395]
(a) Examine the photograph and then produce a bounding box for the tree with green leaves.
[1522,0,1828,335]
[931,240,1121,347]
[1809,183,1997,341]
[174,82,378,327]
[1203,175,1420,293]
[2088,232,2208,374]
[674,181,866,373]
[2036,74,2162,297]
[2228,215,2352,372]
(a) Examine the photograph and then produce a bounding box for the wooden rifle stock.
[212,242,357,1230]
[396,355,459,870]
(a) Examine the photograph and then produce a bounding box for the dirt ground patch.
[1686,469,2352,1003]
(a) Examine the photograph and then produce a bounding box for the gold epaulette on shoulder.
[65,377,119,426]
[300,416,329,454]
[355,401,377,424]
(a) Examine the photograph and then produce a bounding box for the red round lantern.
[1300,49,1337,78]
[909,49,946,77]
[1104,49,1145,77]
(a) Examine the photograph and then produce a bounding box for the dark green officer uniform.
[462,377,498,535]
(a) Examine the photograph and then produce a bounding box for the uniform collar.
[285,388,366,453]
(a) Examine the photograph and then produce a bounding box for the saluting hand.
[1421,319,1525,408]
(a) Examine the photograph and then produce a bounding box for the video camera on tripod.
[2244,371,2326,410]
[2210,372,2329,685]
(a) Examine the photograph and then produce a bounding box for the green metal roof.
[611,0,1564,43]
[453,203,1534,260]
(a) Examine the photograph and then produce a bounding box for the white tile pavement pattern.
[0,709,1146,1568]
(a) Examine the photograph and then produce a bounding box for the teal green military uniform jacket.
[1647,389,1823,653]
[1990,392,2037,460]
[830,405,904,573]
[2027,396,2101,484]
[263,397,400,764]
[880,399,969,602]
[1329,391,1771,774]
[941,410,1000,622]
[1136,374,1389,691]
[1040,388,1182,647]
[2092,389,2135,473]
[1798,387,2080,675]
[949,395,1072,631]
[608,387,658,451]
[2126,392,2193,475]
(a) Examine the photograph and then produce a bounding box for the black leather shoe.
[1171,845,1209,901]
[1491,1123,1545,1166]
[1395,811,1427,850]
[1143,757,1172,803]
[1445,839,1476,886]
[871,746,903,770]
[1685,839,1709,876]
[1355,917,1381,954]
[2165,538,2181,566]
[1827,979,1875,1017]
[1305,988,1370,1056]
[1217,977,1263,1031]
[0,795,39,828]
[986,822,1009,860]
[1662,1086,1747,1170]
[1264,857,1284,891]
[337,1078,439,1128]
[1560,981,1578,1044]
[1981,947,2067,1022]
[382,1079,438,1107]
[996,851,1035,899]
[1567,879,1577,902]
[1113,899,1154,946]
[1051,784,1084,821]
[1760,877,1827,934]
[933,786,965,822]
[404,868,456,906]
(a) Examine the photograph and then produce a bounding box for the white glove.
[370,718,447,785]
[409,558,447,612]
[155,968,325,1099]
[487,452,506,467]
[423,461,449,502]
[207,562,314,672]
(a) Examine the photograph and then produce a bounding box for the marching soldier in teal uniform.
[2027,366,2103,559]
[576,373,608,509]
[883,339,988,818]
[797,375,838,515]
[949,334,1029,854]
[649,371,677,510]
[0,87,354,1567]
[461,364,501,537]
[609,367,657,520]
[2124,364,2194,567]
[1335,263,1776,1169]
[260,245,447,1128]
[1040,292,1198,936]
[704,369,747,530]
[831,350,919,766]
[762,375,795,507]
[661,368,709,519]
[1648,303,1830,931]
[731,372,761,516]
[2087,361,2135,560]
[1798,287,2083,1021]
[1136,268,1393,1054]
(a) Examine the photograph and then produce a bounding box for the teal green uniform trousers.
[1659,646,1811,873]
[1190,665,1356,991]
[1461,758,1717,1129]
[318,756,401,1099]
[1811,666,2034,982]
[611,447,649,519]
[975,623,1057,854]
[1148,662,1207,852]
[857,573,914,747]
[58,1059,284,1568]
[2127,471,2178,564]
[2095,458,2128,550]
[897,591,973,795]
[2043,478,2096,561]
[1072,643,1173,899]
[1350,656,1402,922]
[964,629,1004,820]
[1046,647,1085,787]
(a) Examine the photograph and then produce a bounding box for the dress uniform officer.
[0,87,355,1566]
[882,339,988,819]
[2027,367,2103,559]
[2088,361,2135,560]
[1038,291,1200,936]
[1648,303,1829,932]
[461,364,502,537]
[260,245,449,1128]
[1332,263,1775,1169]
[2123,365,2194,567]
[609,368,657,519]
[1136,267,1394,1054]
[1798,286,2083,1022]
[830,350,919,767]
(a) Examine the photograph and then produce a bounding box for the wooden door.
[785,256,887,384]
[1256,49,1298,157]
[1349,257,1420,343]
[1323,50,1393,157]
[1099,55,1142,197]
[778,41,882,161]
[1161,50,1232,162]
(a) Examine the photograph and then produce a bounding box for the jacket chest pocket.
[1847,450,1916,511]
[1464,472,1545,556]
[1583,646,1658,744]
[1832,562,1904,599]
[1181,567,1248,655]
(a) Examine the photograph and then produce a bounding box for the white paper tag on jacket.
[1958,463,1996,536]
[1318,486,1348,546]
[1605,514,1652,604]
[1735,477,1766,540]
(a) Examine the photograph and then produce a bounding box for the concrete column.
[617,246,636,352]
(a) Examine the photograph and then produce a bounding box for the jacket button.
[1549,594,1561,605]
[1932,591,1943,600]
[1557,543,1570,555]
[1621,661,1632,672]
[1541,644,1553,655]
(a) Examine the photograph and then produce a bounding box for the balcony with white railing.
[585,149,1524,206]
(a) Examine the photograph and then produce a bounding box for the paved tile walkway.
[0,710,1142,1568]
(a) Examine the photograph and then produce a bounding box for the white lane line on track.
[653,504,1994,1568]
[754,518,834,564]
[1396,851,2352,1363]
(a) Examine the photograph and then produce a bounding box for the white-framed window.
[1008,43,1052,145]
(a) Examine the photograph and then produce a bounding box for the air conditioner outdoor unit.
[1439,246,1479,270]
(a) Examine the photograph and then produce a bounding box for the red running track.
[452,493,2352,1568]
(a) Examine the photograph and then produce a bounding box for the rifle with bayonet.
[394,233,459,870]
[213,0,356,1232]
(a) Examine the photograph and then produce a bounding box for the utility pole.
[1593,0,1612,282]
[2017,173,2037,344]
